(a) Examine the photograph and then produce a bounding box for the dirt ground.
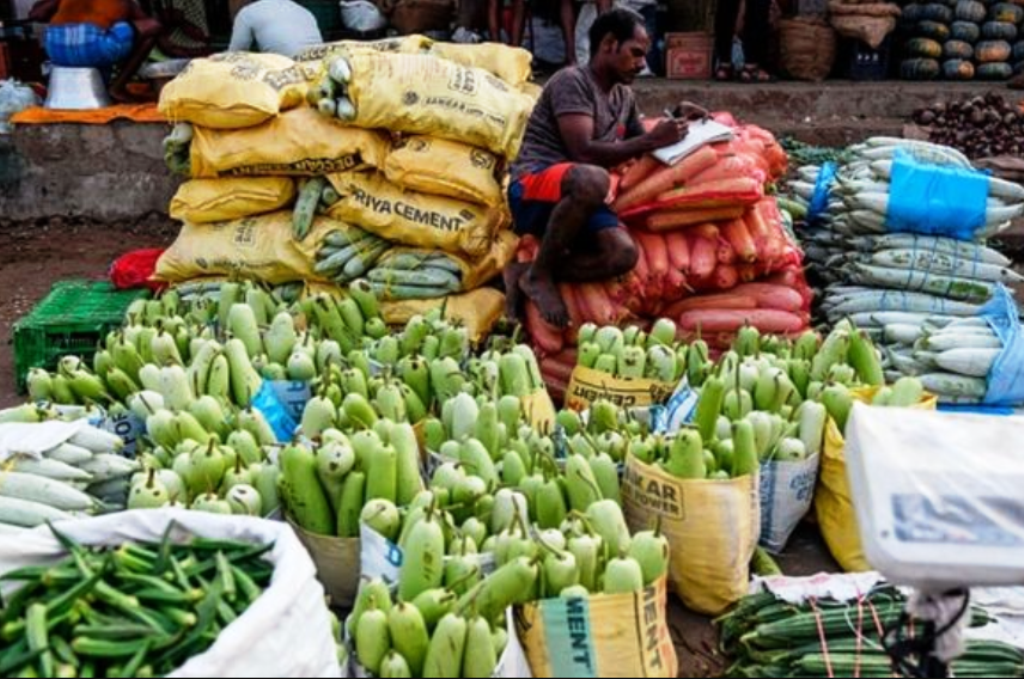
[0,216,178,407]
[0,218,845,677]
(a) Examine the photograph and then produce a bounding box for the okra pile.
[719,586,1021,679]
[0,524,272,678]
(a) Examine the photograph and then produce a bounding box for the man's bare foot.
[520,272,570,329]
[503,261,530,322]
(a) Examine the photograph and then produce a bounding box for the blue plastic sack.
[808,161,837,223]
[886,149,989,241]
[268,380,312,423]
[252,381,300,444]
[980,285,1024,407]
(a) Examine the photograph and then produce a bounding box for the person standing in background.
[228,0,322,58]
[574,0,659,73]
[488,0,576,63]
[714,0,777,82]
[29,0,162,101]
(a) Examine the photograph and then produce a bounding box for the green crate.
[13,280,149,394]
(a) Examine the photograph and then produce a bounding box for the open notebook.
[653,119,735,166]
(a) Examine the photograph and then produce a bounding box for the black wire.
[882,589,970,679]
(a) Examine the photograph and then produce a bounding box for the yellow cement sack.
[384,135,504,206]
[189,107,390,179]
[429,42,533,86]
[565,366,676,413]
[158,52,308,129]
[515,576,678,678]
[519,81,543,102]
[340,51,534,158]
[816,387,938,573]
[326,171,505,257]
[169,177,296,224]
[295,35,433,62]
[154,211,367,285]
[381,287,505,344]
[623,455,760,616]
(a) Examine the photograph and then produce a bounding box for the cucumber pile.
[0,524,272,678]
[0,426,137,528]
[720,584,1021,678]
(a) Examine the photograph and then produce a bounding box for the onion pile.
[912,93,1024,158]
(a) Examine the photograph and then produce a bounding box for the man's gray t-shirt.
[512,66,644,181]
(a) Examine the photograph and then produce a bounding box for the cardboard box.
[666,32,713,80]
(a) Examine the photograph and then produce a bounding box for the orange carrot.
[664,229,691,273]
[716,238,736,266]
[744,205,771,251]
[560,283,586,330]
[579,282,620,326]
[620,154,661,192]
[613,146,719,212]
[525,302,565,355]
[635,231,670,283]
[738,263,761,283]
[632,233,651,283]
[541,352,576,382]
[688,232,718,280]
[644,206,746,232]
[689,154,760,186]
[713,263,739,290]
[663,268,688,301]
[691,223,720,240]
[677,309,808,334]
[663,293,758,318]
[721,218,758,264]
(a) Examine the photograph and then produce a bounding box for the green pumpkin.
[903,2,927,21]
[917,20,952,41]
[954,0,987,21]
[976,39,1012,62]
[950,21,982,43]
[922,2,955,21]
[982,21,1018,41]
[943,58,977,79]
[1013,40,1024,62]
[989,2,1024,24]
[977,62,1014,79]
[901,58,942,80]
[907,37,945,58]
[943,39,975,59]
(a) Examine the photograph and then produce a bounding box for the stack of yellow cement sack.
[154,38,538,331]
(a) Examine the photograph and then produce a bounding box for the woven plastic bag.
[170,177,297,223]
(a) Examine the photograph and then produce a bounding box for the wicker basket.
[778,18,838,81]
[390,0,454,35]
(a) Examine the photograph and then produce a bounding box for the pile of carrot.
[520,117,811,359]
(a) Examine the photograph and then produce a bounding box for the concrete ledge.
[0,122,179,222]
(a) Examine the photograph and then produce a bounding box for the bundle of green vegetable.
[308,56,357,123]
[367,251,468,301]
[0,427,138,528]
[718,585,1020,679]
[312,228,389,285]
[574,319,690,383]
[0,524,272,678]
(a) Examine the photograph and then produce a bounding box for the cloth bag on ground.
[759,454,820,554]
[383,135,505,206]
[158,53,309,129]
[816,387,938,572]
[326,171,505,257]
[190,107,390,178]
[622,455,759,616]
[170,177,297,223]
[0,509,340,678]
[155,212,368,285]
[337,51,535,158]
[515,577,678,678]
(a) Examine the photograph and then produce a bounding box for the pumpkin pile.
[899,0,1023,81]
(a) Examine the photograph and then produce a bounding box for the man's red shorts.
[508,163,620,236]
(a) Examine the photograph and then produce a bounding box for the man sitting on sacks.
[506,7,707,328]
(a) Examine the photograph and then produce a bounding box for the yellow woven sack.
[623,455,760,616]
[381,287,504,344]
[816,387,938,573]
[326,171,503,258]
[189,107,390,178]
[565,366,676,413]
[515,576,678,678]
[295,35,433,62]
[384,136,504,206]
[169,178,296,224]
[519,81,543,102]
[341,51,534,159]
[429,42,533,86]
[158,52,308,129]
[154,212,365,285]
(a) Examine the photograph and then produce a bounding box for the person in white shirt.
[228,0,323,58]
